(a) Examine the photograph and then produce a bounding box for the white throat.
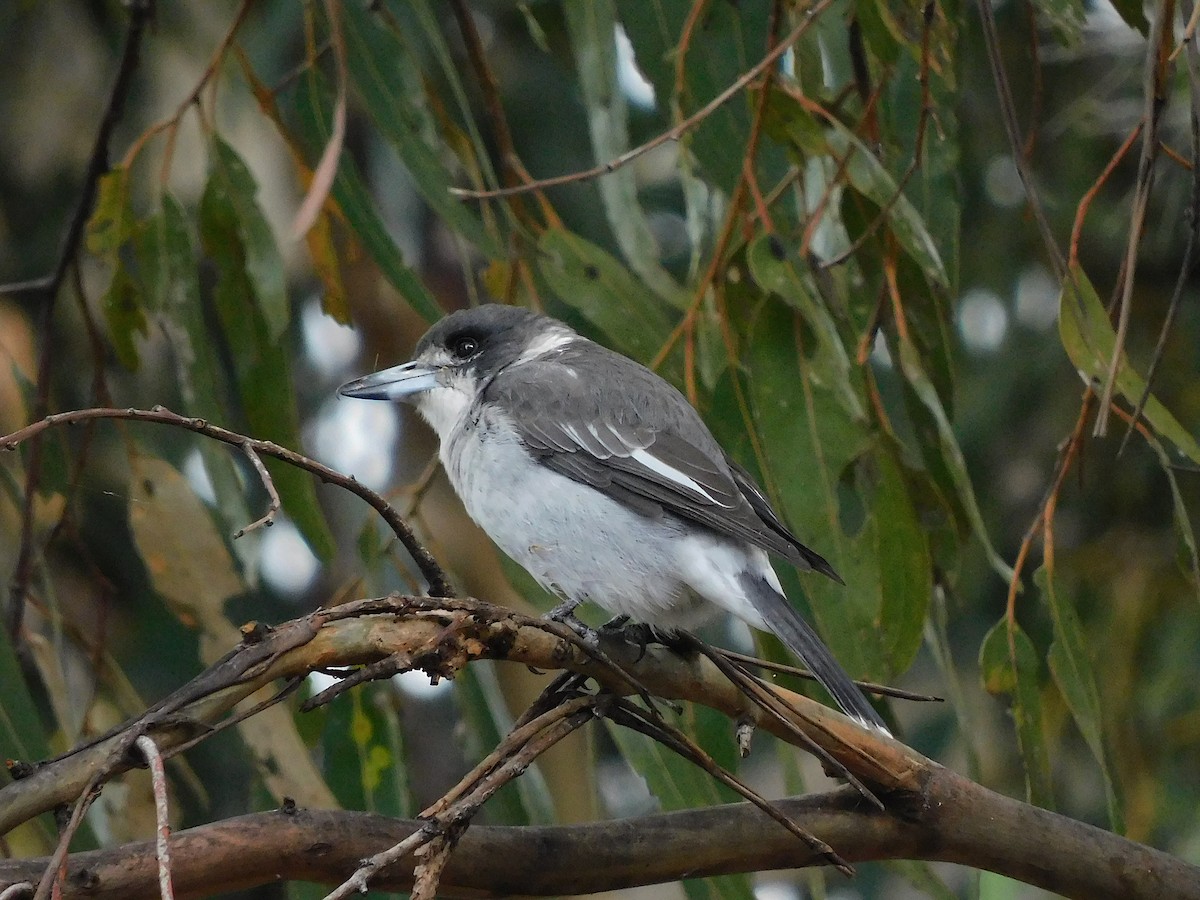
[413,371,478,440]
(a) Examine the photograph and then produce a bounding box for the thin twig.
[714,648,942,702]
[450,0,835,202]
[820,0,937,270]
[607,697,854,876]
[135,736,176,900]
[323,698,599,899]
[0,406,455,597]
[232,442,282,538]
[1119,1,1200,453]
[977,0,1066,278]
[1094,1,1171,436]
[1068,124,1142,269]
[687,638,885,810]
[120,0,254,176]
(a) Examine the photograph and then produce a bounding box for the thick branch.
[1,598,1195,899]
[0,779,1196,900]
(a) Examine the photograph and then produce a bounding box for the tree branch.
[0,597,1194,899]
[0,777,1195,899]
[0,405,455,597]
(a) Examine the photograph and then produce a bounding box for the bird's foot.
[597,616,690,661]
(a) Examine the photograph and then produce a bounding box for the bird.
[338,304,889,733]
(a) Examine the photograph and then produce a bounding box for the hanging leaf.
[200,162,337,563]
[980,617,1054,808]
[1059,263,1200,466]
[564,0,690,310]
[340,0,503,257]
[1037,567,1124,831]
[290,69,444,324]
[537,229,676,368]
[207,137,291,343]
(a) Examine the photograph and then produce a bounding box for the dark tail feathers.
[740,573,891,735]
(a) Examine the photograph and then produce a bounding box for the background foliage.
[1,0,1198,897]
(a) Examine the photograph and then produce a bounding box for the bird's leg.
[545,597,582,622]
[543,597,600,647]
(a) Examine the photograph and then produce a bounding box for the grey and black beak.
[338,361,440,402]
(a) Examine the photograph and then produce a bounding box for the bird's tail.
[739,573,891,735]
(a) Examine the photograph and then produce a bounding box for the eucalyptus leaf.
[1038,565,1123,831]
[208,137,290,343]
[1059,264,1200,465]
[291,70,443,324]
[980,618,1054,808]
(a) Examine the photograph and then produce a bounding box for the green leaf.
[291,69,443,324]
[86,168,147,369]
[85,168,135,254]
[1037,566,1124,830]
[617,0,779,195]
[208,136,290,342]
[745,234,866,422]
[980,617,1053,808]
[0,626,55,849]
[340,1,503,257]
[1034,0,1087,45]
[455,664,555,825]
[824,123,949,289]
[537,229,676,367]
[1059,263,1200,465]
[320,684,410,817]
[1138,426,1200,604]
[721,297,930,683]
[200,165,336,563]
[1106,0,1149,34]
[0,626,52,771]
[564,0,690,310]
[897,337,1014,583]
[605,712,753,900]
[102,264,147,371]
[137,195,254,536]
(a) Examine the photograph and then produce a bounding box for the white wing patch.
[515,329,576,365]
[629,448,721,504]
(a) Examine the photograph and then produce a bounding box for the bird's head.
[337,304,576,437]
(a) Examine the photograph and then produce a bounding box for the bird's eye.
[449,335,480,359]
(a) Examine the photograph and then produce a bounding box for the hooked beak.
[337,360,440,402]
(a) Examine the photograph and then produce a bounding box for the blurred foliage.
[0,0,1198,897]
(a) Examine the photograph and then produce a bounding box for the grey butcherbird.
[339,304,889,733]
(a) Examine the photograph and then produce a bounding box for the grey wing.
[489,348,834,576]
[724,455,842,583]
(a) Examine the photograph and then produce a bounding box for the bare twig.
[688,639,884,810]
[232,442,281,539]
[0,406,455,597]
[715,648,942,703]
[324,695,601,899]
[1095,1,1172,435]
[607,697,853,876]
[120,0,254,175]
[450,0,836,202]
[977,0,1066,278]
[1119,1,1200,453]
[820,0,937,271]
[134,737,175,900]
